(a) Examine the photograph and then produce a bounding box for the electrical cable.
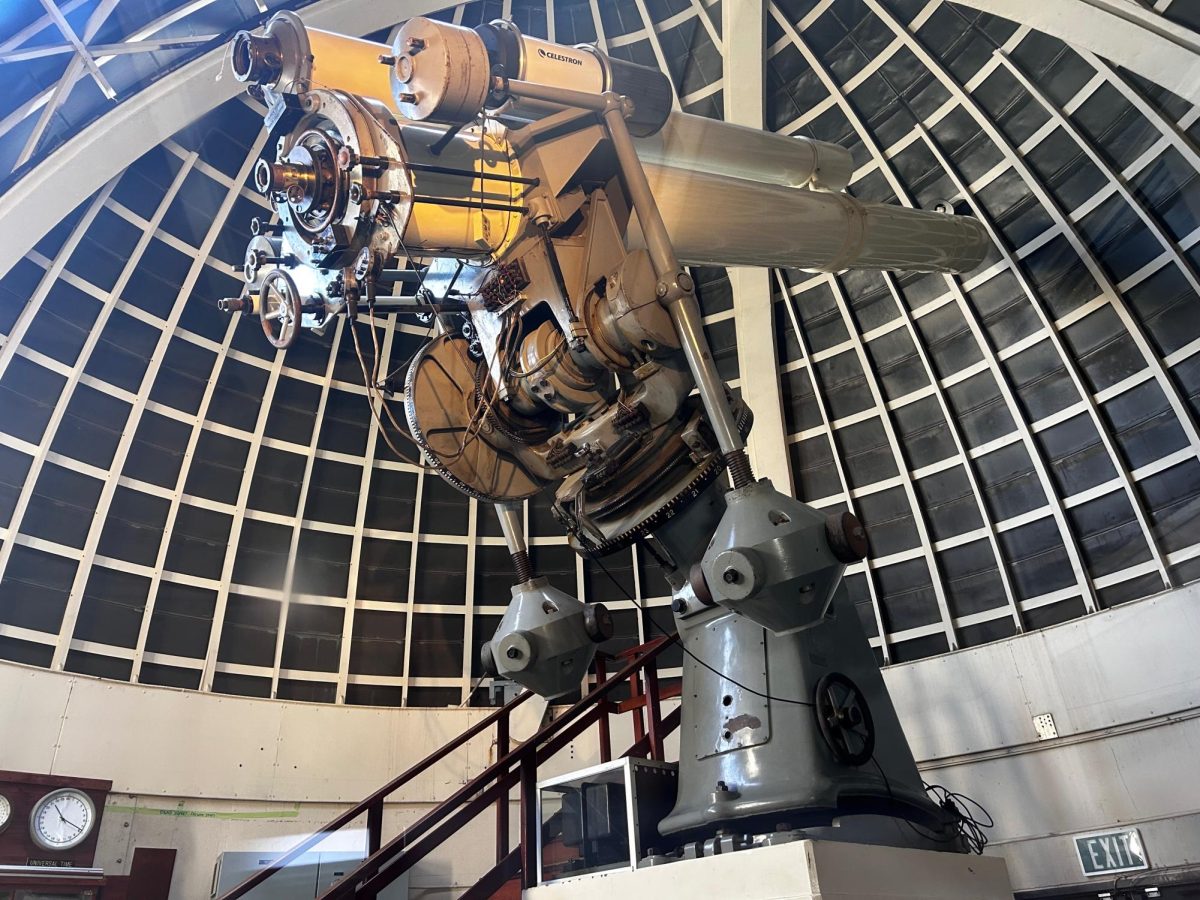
[923,781,993,854]
[437,309,525,465]
[509,334,568,378]
[351,318,426,467]
[582,545,814,708]
[869,755,993,854]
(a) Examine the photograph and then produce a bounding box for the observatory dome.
[0,0,1197,897]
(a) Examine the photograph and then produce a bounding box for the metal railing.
[219,634,680,900]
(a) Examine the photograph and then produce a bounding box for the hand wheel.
[814,671,875,766]
[259,269,302,349]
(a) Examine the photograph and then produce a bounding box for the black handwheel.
[814,671,875,766]
[259,269,302,349]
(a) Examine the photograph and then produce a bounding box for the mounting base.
[525,838,1014,899]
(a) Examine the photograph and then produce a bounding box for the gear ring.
[567,402,753,555]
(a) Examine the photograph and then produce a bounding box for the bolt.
[671,597,687,614]
[722,567,741,584]
[378,54,396,66]
[655,281,669,298]
[406,36,426,53]
[349,183,365,203]
[337,146,358,172]
[396,92,417,104]
[506,647,521,660]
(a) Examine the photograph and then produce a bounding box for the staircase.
[219,635,681,900]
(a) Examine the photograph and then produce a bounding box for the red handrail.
[219,690,534,899]
[318,635,678,898]
[459,704,684,900]
[218,634,678,900]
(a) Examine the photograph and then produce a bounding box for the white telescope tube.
[631,164,990,273]
[634,112,853,191]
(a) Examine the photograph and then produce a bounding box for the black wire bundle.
[922,781,994,855]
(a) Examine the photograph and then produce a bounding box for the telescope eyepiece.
[253,158,318,198]
[231,30,283,85]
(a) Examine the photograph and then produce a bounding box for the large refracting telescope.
[220,10,990,855]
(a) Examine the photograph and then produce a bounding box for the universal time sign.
[1074,828,1149,877]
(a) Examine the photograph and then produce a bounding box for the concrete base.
[525,839,1013,899]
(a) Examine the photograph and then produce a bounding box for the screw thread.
[511,550,533,584]
[724,449,755,490]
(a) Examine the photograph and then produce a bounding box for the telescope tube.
[634,112,854,192]
[632,164,990,273]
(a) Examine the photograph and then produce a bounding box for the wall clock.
[29,788,95,852]
[0,794,10,835]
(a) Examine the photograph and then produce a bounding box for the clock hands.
[53,801,83,834]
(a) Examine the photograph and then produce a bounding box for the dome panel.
[0,0,1194,701]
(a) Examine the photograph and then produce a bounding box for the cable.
[869,755,992,854]
[582,545,814,708]
[437,308,525,465]
[923,781,993,854]
[350,318,426,467]
[509,334,567,378]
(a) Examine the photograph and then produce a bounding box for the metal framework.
[0,0,1198,701]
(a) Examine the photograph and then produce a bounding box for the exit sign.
[1075,829,1149,876]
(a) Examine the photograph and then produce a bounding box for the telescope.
[219,11,988,850]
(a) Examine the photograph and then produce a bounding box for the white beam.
[0,0,89,55]
[721,0,791,489]
[950,0,1200,103]
[0,35,218,63]
[0,0,449,283]
[37,0,117,99]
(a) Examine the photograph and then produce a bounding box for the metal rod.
[598,98,749,471]
[369,296,469,313]
[595,656,612,763]
[501,77,609,112]
[406,161,539,186]
[428,120,466,157]
[629,669,646,745]
[496,710,510,864]
[411,195,528,214]
[519,757,538,890]
[644,662,663,761]
[495,501,533,585]
[367,801,383,855]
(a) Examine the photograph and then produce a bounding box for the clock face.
[0,794,10,833]
[30,789,96,852]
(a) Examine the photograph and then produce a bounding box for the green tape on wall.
[106,802,302,821]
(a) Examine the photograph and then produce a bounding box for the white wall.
[0,663,653,897]
[882,583,1200,891]
[1,584,1198,896]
